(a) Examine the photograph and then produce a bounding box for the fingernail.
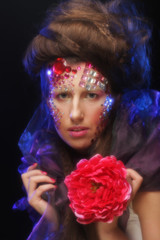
[51,178,56,183]
[41,171,47,175]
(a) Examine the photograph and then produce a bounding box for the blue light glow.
[47,69,52,76]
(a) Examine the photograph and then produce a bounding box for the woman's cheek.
[48,99,63,128]
[98,95,114,127]
[93,101,111,138]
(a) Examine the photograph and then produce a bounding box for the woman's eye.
[56,92,70,100]
[87,93,98,99]
[56,93,69,99]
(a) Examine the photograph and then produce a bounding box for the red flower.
[64,154,131,224]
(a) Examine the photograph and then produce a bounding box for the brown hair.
[24,0,151,94]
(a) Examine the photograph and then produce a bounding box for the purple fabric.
[111,90,160,191]
[14,134,68,239]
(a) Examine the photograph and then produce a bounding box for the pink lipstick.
[68,126,89,137]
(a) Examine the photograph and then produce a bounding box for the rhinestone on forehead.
[47,58,80,90]
[46,58,109,92]
[79,62,108,91]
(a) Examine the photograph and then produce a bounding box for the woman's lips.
[68,126,89,137]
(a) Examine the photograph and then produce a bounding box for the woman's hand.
[126,168,143,202]
[21,163,56,215]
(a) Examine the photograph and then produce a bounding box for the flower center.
[91,181,101,193]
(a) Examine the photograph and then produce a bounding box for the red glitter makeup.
[47,58,79,89]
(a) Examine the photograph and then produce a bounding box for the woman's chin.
[68,142,92,153]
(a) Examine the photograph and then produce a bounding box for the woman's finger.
[28,175,56,198]
[27,163,38,171]
[126,168,143,199]
[28,183,56,202]
[21,164,57,215]
[28,184,56,215]
[21,169,47,191]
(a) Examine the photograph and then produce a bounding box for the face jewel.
[53,58,66,75]
[46,58,81,89]
[72,69,77,74]
[95,95,114,136]
[102,95,114,116]
[65,66,71,73]
[79,62,108,91]
[64,73,70,79]
[92,95,114,141]
[48,97,63,128]
[77,66,81,71]
[86,84,92,91]
[97,81,106,91]
[89,70,97,77]
[86,62,92,69]
[79,81,85,88]
[90,78,96,84]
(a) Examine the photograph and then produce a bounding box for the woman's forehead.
[46,58,109,92]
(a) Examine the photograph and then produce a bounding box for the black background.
[1,0,160,239]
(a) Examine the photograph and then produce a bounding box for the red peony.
[64,154,131,224]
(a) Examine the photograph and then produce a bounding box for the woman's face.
[45,59,113,151]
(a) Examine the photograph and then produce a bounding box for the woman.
[15,0,160,239]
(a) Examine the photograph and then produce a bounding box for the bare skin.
[133,191,160,240]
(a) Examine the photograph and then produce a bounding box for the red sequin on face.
[65,66,71,73]
[64,73,70,79]
[53,59,66,75]
[86,62,92,69]
[72,69,77,74]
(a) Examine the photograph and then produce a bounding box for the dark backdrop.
[1,0,160,239]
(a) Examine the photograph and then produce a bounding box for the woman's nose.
[69,99,84,123]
